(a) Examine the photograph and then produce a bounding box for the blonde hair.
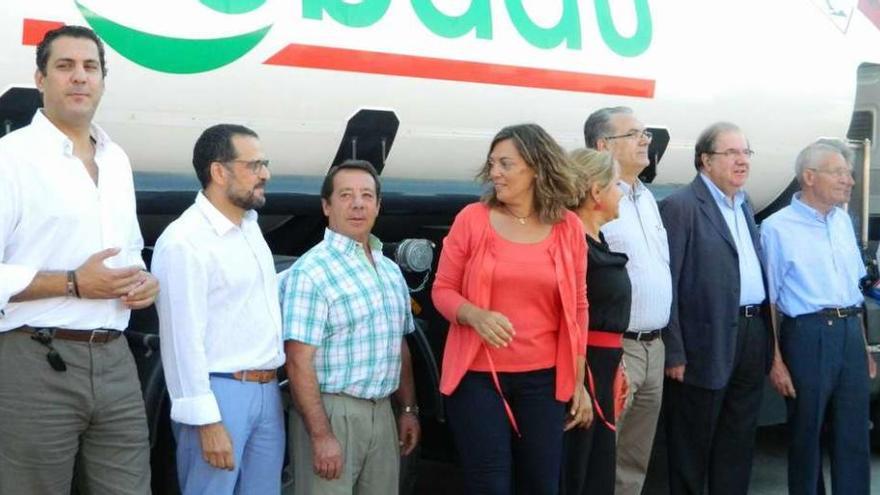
[477,124,579,223]
[569,148,616,208]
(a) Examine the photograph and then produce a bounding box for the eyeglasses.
[225,159,270,174]
[809,167,854,178]
[604,129,653,141]
[707,148,755,159]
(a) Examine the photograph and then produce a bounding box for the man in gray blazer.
[659,122,771,495]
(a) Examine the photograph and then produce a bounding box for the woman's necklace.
[503,204,533,225]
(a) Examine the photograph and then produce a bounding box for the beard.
[228,183,266,210]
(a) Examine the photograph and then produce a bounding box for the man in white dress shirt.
[152,124,285,494]
[0,26,158,494]
[586,106,673,495]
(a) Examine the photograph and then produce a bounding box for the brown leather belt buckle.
[232,370,276,384]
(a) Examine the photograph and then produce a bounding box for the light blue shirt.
[760,193,866,317]
[700,174,766,305]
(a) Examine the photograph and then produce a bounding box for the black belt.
[813,306,863,319]
[740,305,761,318]
[623,329,663,342]
[16,326,122,343]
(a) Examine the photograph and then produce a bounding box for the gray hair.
[694,122,742,171]
[794,140,850,186]
[583,106,633,148]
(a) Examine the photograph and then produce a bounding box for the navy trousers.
[780,313,870,495]
[665,313,768,495]
[446,368,566,495]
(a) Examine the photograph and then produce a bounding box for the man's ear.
[34,69,44,93]
[321,197,331,218]
[595,139,609,152]
[210,162,228,186]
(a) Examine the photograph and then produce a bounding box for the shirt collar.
[194,191,257,236]
[31,109,111,156]
[617,178,647,200]
[790,192,839,223]
[700,173,744,209]
[323,228,383,255]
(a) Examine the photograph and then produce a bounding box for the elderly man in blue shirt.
[761,140,876,495]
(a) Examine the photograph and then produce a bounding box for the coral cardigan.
[432,202,588,402]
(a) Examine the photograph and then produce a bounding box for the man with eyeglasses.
[659,122,771,494]
[761,141,874,495]
[152,124,286,494]
[585,106,672,495]
[0,25,157,494]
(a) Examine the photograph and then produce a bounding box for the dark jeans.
[665,314,768,495]
[561,346,621,495]
[781,313,870,495]
[446,368,566,495]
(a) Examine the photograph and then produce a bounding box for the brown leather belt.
[211,370,277,384]
[16,326,122,344]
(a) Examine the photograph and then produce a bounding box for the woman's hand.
[564,384,593,431]
[458,305,515,348]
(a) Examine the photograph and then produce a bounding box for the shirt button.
[827,320,833,327]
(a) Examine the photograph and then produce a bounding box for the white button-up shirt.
[0,110,144,331]
[601,179,672,332]
[152,193,285,425]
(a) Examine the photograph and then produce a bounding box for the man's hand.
[198,422,235,471]
[564,383,593,431]
[665,364,685,382]
[461,306,515,348]
[868,352,877,379]
[75,248,143,299]
[120,271,159,309]
[398,413,420,456]
[312,432,344,480]
[770,358,796,398]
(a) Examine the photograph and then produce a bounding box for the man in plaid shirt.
[280,159,420,495]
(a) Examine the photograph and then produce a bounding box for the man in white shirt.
[0,26,158,494]
[586,106,672,495]
[152,124,286,494]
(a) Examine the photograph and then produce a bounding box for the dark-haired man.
[152,124,285,494]
[281,159,420,495]
[0,25,157,494]
[660,122,770,494]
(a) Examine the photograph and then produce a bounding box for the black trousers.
[561,346,622,495]
[665,314,768,495]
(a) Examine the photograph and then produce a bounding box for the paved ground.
[411,425,880,494]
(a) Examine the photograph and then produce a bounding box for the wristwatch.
[401,405,420,415]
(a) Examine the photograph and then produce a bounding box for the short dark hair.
[694,122,742,170]
[583,106,633,148]
[36,25,107,77]
[321,159,382,201]
[192,124,259,188]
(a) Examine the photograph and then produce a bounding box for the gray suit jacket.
[659,175,771,390]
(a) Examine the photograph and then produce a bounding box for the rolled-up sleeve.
[153,239,219,425]
[0,160,37,309]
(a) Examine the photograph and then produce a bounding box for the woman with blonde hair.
[432,124,591,494]
[562,148,629,495]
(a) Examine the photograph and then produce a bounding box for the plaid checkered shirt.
[280,228,414,399]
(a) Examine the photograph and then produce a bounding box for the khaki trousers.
[291,393,399,495]
[615,337,665,495]
[0,329,151,495]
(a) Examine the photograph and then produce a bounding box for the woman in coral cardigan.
[432,123,592,495]
[562,149,629,495]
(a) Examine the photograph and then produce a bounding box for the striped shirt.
[280,228,414,399]
[601,179,672,332]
